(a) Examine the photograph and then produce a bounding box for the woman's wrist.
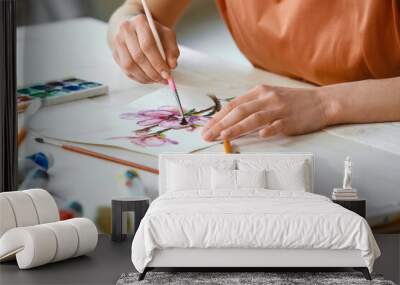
[108,3,143,48]
[316,85,345,127]
[316,78,400,126]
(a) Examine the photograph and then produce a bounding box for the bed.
[131,153,380,281]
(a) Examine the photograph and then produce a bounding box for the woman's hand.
[111,14,180,84]
[202,85,333,141]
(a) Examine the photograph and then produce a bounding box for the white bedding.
[131,190,380,273]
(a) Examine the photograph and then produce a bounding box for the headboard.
[158,153,314,195]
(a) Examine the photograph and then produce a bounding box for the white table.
[17,18,400,222]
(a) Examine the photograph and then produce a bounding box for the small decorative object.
[342,156,352,190]
[124,169,147,196]
[332,156,359,200]
[18,152,54,190]
[95,206,113,234]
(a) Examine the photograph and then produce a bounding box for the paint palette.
[17,78,108,112]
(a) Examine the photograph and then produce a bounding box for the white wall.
[17,0,249,66]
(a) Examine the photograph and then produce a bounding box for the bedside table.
[332,199,366,218]
[112,196,150,242]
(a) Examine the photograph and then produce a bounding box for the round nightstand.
[111,196,150,242]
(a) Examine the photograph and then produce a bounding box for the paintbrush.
[141,0,187,125]
[35,137,159,175]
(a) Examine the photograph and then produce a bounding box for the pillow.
[238,159,309,191]
[167,162,210,191]
[211,169,267,191]
[236,169,266,189]
[166,159,236,192]
[211,168,236,190]
[270,162,307,191]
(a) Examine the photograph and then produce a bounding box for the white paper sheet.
[30,86,233,155]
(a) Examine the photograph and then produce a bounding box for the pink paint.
[168,78,177,92]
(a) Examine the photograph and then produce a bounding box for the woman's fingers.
[220,111,278,140]
[114,40,152,84]
[135,18,171,80]
[202,96,275,141]
[113,15,180,84]
[112,48,120,65]
[202,96,249,133]
[202,83,329,142]
[159,27,180,69]
[124,28,163,82]
[258,120,285,138]
[203,85,272,132]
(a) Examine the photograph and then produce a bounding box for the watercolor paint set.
[17,78,108,112]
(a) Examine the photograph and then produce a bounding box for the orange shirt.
[216,0,400,85]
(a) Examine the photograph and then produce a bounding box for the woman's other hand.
[112,14,180,84]
[202,85,334,141]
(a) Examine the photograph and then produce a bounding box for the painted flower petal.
[137,118,164,126]
[166,138,179,144]
[145,137,168,146]
[188,116,209,126]
[139,110,175,118]
[159,118,184,129]
[129,137,148,147]
[134,128,151,135]
[120,112,140,120]
[159,106,183,115]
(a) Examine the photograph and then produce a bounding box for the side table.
[112,196,150,242]
[332,199,366,218]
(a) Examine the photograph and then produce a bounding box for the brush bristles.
[35,137,45,144]
[180,117,188,125]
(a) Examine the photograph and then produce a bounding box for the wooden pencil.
[18,99,42,147]
[17,127,27,147]
[223,139,233,154]
[35,137,159,175]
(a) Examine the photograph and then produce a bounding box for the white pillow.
[211,168,236,190]
[166,159,235,192]
[236,169,266,189]
[167,162,209,191]
[270,162,307,191]
[211,169,267,191]
[238,159,308,191]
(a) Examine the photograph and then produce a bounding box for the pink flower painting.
[109,94,226,147]
[129,133,178,147]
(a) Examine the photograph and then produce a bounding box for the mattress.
[131,190,380,273]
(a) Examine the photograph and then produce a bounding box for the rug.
[116,271,396,285]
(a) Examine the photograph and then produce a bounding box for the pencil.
[223,139,233,154]
[18,99,42,147]
[17,128,27,147]
[35,137,159,175]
